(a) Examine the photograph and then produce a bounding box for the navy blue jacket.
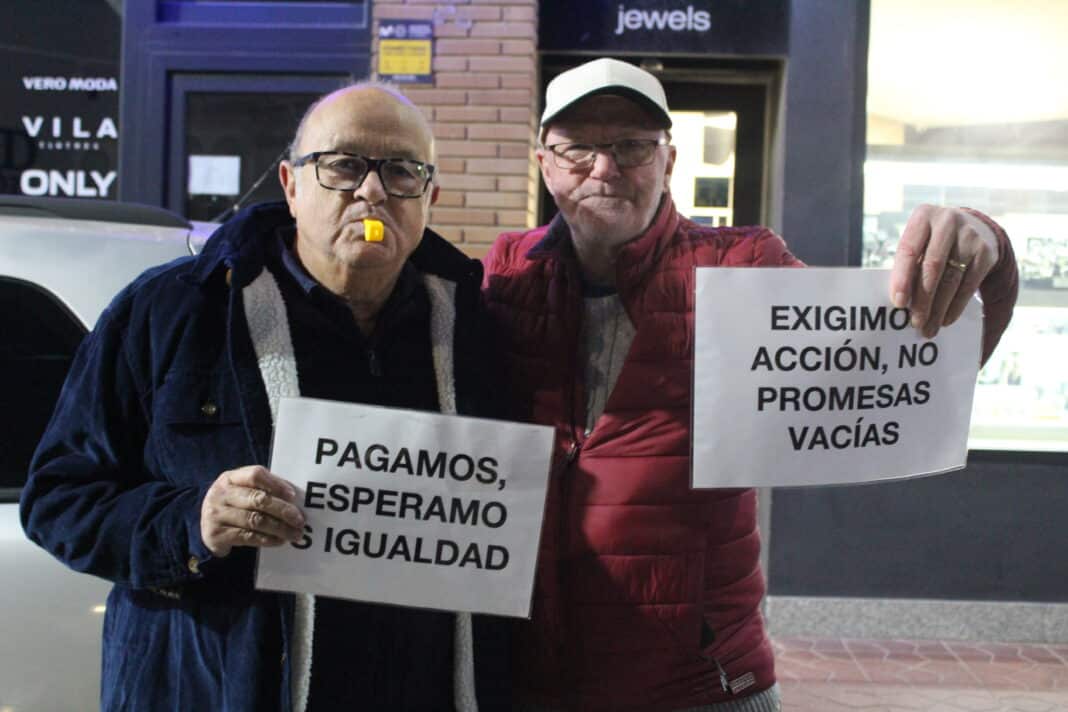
[20,203,509,711]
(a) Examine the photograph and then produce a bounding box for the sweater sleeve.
[751,227,806,268]
[19,294,216,591]
[962,208,1019,367]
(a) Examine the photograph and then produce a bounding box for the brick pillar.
[371,1,539,258]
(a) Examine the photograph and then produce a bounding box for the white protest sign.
[693,268,983,487]
[256,397,554,617]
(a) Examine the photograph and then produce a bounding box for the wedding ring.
[946,259,968,273]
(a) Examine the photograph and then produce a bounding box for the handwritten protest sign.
[692,268,983,487]
[256,398,554,617]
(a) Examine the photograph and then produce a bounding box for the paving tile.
[780,682,1068,712]
[947,641,999,661]
[966,660,1068,691]
[844,639,889,657]
[915,641,959,661]
[773,637,1068,711]
[1019,647,1065,665]
[777,654,871,684]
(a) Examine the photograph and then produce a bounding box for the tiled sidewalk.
[774,637,1068,711]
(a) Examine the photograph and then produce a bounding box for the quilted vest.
[483,198,802,711]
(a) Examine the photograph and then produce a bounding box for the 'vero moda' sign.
[256,398,554,617]
[692,268,983,487]
[539,0,788,55]
[0,1,120,199]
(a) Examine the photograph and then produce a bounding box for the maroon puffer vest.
[482,199,802,711]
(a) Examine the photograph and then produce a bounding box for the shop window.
[670,111,737,227]
[0,279,86,496]
[866,0,1068,451]
[184,90,321,221]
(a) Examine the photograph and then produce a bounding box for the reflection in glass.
[866,0,1068,451]
[669,111,736,227]
[185,91,319,221]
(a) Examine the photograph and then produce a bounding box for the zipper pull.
[566,440,580,463]
[713,657,730,694]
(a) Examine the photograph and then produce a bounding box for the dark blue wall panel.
[770,452,1068,602]
[119,0,369,206]
[778,0,867,267]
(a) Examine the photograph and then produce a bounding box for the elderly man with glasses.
[482,58,1018,712]
[21,83,509,712]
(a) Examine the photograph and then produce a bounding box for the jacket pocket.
[150,369,250,485]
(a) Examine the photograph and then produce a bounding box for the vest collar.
[525,194,680,290]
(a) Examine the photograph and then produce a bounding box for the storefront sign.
[378,22,434,84]
[539,0,789,55]
[692,268,983,487]
[0,1,120,199]
[257,398,554,618]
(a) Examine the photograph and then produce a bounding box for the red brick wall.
[372,1,539,258]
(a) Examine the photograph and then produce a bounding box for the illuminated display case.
[865,1,1068,452]
[670,111,737,227]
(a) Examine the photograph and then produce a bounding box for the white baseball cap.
[540,58,672,129]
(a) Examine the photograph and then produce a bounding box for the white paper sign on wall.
[188,154,240,196]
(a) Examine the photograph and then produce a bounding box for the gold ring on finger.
[946,258,968,273]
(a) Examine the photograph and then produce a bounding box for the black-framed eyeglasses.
[544,137,670,170]
[291,151,436,198]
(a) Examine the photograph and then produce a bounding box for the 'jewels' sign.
[613,5,712,34]
[541,0,788,55]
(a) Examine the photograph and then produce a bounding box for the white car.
[0,195,215,710]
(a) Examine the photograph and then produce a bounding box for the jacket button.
[187,556,201,574]
[200,401,218,417]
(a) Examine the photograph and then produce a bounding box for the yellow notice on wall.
[378,39,432,78]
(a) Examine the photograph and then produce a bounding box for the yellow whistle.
[363,218,384,242]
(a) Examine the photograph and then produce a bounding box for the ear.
[279,160,298,218]
[663,145,677,193]
[430,183,440,206]
[535,148,552,184]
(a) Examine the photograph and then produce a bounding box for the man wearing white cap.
[483,58,1018,711]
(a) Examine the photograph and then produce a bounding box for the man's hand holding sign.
[256,398,553,617]
[693,205,1015,488]
[474,59,1022,710]
[200,466,305,557]
[888,204,1001,341]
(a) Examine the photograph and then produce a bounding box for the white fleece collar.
[242,268,477,712]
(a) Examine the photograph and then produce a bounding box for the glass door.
[168,74,347,221]
[662,78,769,228]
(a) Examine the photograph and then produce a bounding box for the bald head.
[277,80,441,318]
[289,82,435,165]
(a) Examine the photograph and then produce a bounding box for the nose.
[353,166,388,204]
[587,149,621,180]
